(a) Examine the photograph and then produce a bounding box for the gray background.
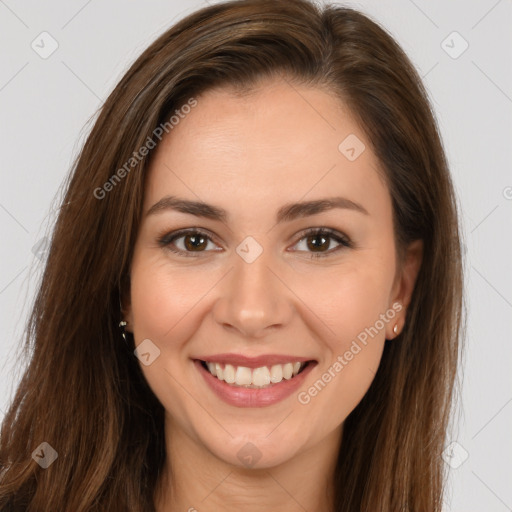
[0,1,511,510]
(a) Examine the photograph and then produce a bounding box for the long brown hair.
[0,0,464,510]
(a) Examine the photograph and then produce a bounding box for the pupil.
[308,234,328,251]
[185,234,207,251]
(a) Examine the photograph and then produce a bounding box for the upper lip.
[194,353,316,369]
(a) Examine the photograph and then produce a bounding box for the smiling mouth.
[198,359,314,389]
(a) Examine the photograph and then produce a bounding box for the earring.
[119,289,130,345]
[393,323,399,335]
[119,320,128,343]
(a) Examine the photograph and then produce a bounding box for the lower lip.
[194,359,316,408]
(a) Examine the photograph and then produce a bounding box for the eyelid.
[292,226,351,244]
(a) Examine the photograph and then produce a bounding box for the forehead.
[143,79,390,221]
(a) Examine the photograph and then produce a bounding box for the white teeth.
[252,367,271,386]
[203,360,308,388]
[207,362,217,376]
[223,364,236,384]
[235,366,252,385]
[282,362,293,380]
[270,364,283,383]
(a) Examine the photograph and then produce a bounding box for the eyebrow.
[146,195,369,223]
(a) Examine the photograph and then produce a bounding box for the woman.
[0,0,464,510]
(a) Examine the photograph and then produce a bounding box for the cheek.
[128,254,214,417]
[129,252,214,344]
[290,259,394,344]
[292,266,392,426]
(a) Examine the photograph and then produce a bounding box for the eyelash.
[157,227,352,259]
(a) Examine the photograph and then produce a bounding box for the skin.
[123,77,423,511]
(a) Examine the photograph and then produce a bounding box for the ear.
[387,239,423,339]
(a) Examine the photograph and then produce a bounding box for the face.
[124,78,421,469]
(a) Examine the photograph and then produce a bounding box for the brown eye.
[305,233,330,252]
[183,233,208,251]
[291,228,352,258]
[159,229,219,257]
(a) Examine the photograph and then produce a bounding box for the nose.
[212,250,294,339]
